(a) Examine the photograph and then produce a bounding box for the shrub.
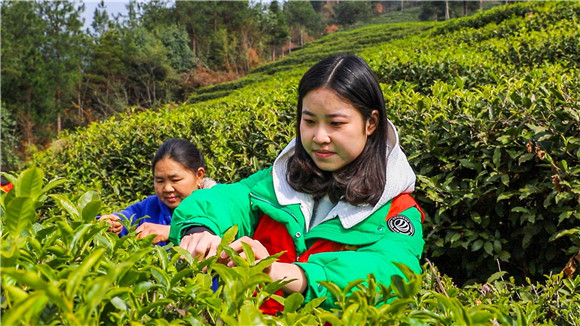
[2,168,579,324]
[28,0,580,288]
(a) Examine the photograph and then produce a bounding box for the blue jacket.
[115,177,218,246]
[117,195,172,246]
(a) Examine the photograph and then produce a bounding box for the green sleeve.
[295,206,424,309]
[168,167,272,245]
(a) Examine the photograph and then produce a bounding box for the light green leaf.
[16,167,43,199]
[79,192,102,223]
[150,266,170,291]
[110,296,128,311]
[238,304,266,325]
[41,177,67,195]
[283,292,305,313]
[4,196,35,236]
[487,271,507,283]
[65,247,106,298]
[0,292,48,326]
[241,241,255,264]
[50,194,80,220]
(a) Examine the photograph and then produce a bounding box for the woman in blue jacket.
[100,138,216,246]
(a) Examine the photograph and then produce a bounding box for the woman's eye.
[303,119,315,125]
[330,121,344,126]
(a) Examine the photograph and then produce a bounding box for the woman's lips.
[314,150,334,158]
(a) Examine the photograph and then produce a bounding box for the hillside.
[31,1,579,285]
[2,1,577,324]
[30,0,578,291]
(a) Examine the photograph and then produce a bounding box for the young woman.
[100,138,216,246]
[169,55,424,310]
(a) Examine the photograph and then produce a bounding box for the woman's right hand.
[98,214,123,234]
[179,231,223,260]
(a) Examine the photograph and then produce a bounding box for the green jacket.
[169,168,424,308]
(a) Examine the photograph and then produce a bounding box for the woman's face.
[300,88,378,172]
[153,157,204,210]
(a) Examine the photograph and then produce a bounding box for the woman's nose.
[163,183,174,192]
[313,126,330,144]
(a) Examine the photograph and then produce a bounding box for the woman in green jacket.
[169,54,424,310]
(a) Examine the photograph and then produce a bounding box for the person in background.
[1,175,13,193]
[169,54,424,311]
[100,138,216,246]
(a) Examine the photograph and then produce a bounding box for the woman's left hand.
[221,236,271,270]
[136,222,170,244]
[221,236,307,293]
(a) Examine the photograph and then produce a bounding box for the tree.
[419,1,482,21]
[89,0,112,37]
[284,1,323,47]
[123,26,174,107]
[334,1,374,26]
[1,104,22,172]
[1,1,48,144]
[263,1,289,61]
[156,26,196,73]
[37,0,86,134]
[175,1,215,60]
[83,29,129,118]
[139,0,174,31]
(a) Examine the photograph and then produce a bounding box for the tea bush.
[363,0,579,283]
[2,168,579,324]
[20,0,580,320]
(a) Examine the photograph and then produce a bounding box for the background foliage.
[1,0,503,171]
[2,1,579,324]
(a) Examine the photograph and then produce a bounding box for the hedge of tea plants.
[6,1,579,323]
[2,168,579,324]
[362,1,579,284]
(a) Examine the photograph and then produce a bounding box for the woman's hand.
[223,236,307,294]
[221,236,270,268]
[136,222,170,244]
[179,231,223,260]
[99,214,123,234]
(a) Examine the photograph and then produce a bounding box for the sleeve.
[295,206,424,308]
[168,168,272,245]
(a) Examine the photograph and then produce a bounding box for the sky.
[80,0,133,29]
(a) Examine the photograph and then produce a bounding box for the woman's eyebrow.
[302,109,349,118]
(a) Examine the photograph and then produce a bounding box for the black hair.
[152,138,205,173]
[286,54,388,206]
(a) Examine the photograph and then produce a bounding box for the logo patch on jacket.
[387,215,414,236]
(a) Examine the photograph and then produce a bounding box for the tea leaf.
[4,196,35,236]
[65,247,106,298]
[16,167,43,199]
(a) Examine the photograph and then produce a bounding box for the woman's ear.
[196,167,206,180]
[366,110,379,136]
